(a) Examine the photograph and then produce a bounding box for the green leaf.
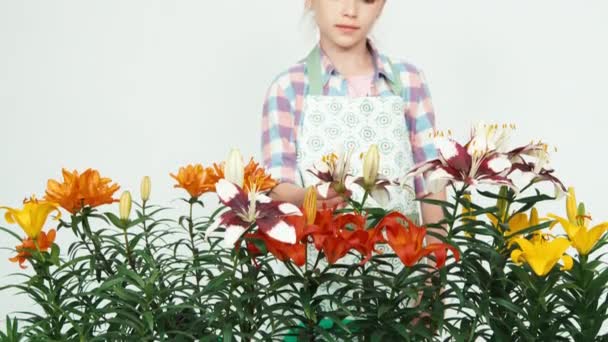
[222,324,233,342]
[418,198,455,209]
[50,243,60,266]
[492,298,525,316]
[0,226,22,241]
[104,212,125,229]
[143,311,154,332]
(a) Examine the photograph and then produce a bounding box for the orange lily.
[45,168,120,214]
[170,164,218,198]
[383,212,460,268]
[9,229,56,269]
[209,157,277,194]
[305,207,384,265]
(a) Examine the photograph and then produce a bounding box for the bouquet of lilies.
[1,122,607,341]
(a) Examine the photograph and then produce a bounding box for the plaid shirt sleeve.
[401,65,439,197]
[261,74,298,184]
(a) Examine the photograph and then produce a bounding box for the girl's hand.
[317,187,348,210]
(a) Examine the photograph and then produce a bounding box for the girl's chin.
[325,34,367,50]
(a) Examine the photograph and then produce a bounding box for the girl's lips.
[335,24,360,32]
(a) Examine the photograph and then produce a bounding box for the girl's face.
[306,0,386,49]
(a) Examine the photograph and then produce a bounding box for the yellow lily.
[1,196,61,239]
[510,235,573,276]
[548,187,608,256]
[488,207,547,243]
[548,213,608,256]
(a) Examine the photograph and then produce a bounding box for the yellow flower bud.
[461,193,475,238]
[119,191,132,221]
[496,186,509,224]
[303,186,317,225]
[566,187,577,225]
[140,176,151,202]
[362,144,379,188]
[225,148,244,188]
[530,207,539,226]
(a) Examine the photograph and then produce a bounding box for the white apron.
[294,47,421,297]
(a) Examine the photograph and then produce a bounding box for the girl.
[262,0,446,235]
[261,0,447,285]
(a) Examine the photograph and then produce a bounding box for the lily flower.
[208,156,277,195]
[381,212,460,268]
[488,208,545,239]
[303,207,384,265]
[170,164,217,199]
[548,187,608,256]
[9,229,56,269]
[307,147,355,198]
[403,124,515,196]
[1,196,61,239]
[207,179,302,247]
[245,214,309,267]
[45,168,120,214]
[507,142,567,198]
[510,235,573,276]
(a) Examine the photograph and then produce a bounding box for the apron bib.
[293,47,421,304]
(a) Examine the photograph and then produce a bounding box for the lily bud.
[577,202,589,226]
[530,207,539,226]
[140,176,151,202]
[566,187,577,225]
[225,148,244,188]
[362,144,380,189]
[461,193,475,238]
[496,186,509,223]
[303,186,317,225]
[119,191,132,221]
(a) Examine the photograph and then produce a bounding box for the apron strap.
[306,46,324,96]
[387,58,404,97]
[306,45,405,97]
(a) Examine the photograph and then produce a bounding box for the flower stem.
[80,213,114,277]
[123,227,135,270]
[142,201,151,252]
[187,201,202,306]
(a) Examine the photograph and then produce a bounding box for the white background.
[1,0,607,329]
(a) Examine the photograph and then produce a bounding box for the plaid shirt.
[261,39,438,197]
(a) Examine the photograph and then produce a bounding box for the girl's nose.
[341,0,358,18]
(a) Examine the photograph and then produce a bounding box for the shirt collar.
[315,38,397,86]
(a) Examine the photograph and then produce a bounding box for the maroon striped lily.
[403,132,514,195]
[207,179,302,247]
